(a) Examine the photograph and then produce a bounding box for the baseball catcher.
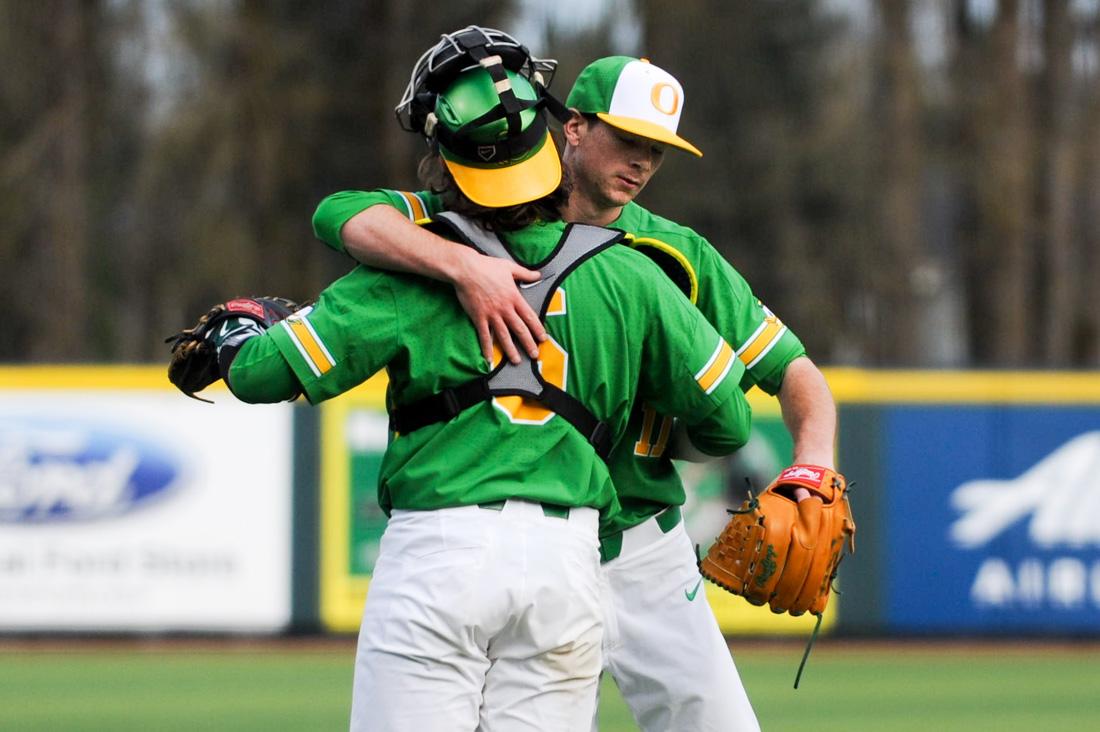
[700,464,855,617]
[165,296,301,402]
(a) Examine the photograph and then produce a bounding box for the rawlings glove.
[700,465,855,617]
[166,296,301,402]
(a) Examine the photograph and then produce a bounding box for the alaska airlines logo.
[0,417,182,522]
[949,432,1100,549]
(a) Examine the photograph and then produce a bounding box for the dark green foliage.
[2,1,1099,366]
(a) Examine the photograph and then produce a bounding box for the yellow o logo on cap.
[650,82,680,116]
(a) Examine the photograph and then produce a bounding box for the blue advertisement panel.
[884,405,1100,632]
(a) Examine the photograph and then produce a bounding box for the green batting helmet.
[432,67,562,208]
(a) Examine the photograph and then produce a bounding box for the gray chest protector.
[388,211,625,459]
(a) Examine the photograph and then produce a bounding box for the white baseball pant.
[350,499,603,732]
[596,508,760,731]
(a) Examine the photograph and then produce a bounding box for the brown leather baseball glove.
[700,465,855,616]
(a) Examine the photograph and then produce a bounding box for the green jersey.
[602,202,806,534]
[235,216,751,521]
[312,190,803,535]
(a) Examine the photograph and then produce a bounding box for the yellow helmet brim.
[443,134,563,208]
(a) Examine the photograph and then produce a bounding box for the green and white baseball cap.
[566,56,702,157]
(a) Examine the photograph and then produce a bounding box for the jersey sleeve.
[227,336,302,403]
[312,189,442,252]
[634,263,752,456]
[691,241,806,395]
[621,205,807,397]
[256,267,401,404]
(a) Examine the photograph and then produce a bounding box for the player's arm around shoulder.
[313,189,544,364]
[312,189,439,252]
[313,189,456,276]
[623,251,752,456]
[313,189,482,287]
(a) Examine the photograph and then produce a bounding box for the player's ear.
[562,110,586,146]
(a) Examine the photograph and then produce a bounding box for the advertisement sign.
[886,405,1100,632]
[318,375,388,632]
[0,369,293,632]
[318,379,834,636]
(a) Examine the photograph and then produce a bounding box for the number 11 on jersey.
[634,404,675,457]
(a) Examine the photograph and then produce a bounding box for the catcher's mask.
[396,25,563,135]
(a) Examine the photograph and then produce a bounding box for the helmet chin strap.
[536,81,572,125]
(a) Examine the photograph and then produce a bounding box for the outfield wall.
[0,368,294,632]
[1,366,1097,636]
[831,370,1100,635]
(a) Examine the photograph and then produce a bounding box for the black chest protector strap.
[389,212,626,459]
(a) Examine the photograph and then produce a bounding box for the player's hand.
[452,249,547,364]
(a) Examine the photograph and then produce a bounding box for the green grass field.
[1,639,1097,731]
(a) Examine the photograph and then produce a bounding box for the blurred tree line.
[1,0,1098,367]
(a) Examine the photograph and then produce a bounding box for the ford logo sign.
[0,417,182,522]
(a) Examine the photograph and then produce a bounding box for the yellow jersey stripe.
[283,322,320,377]
[695,340,725,380]
[399,191,427,222]
[736,318,785,369]
[411,193,428,221]
[695,340,735,395]
[744,325,787,369]
[286,319,335,376]
[395,192,415,220]
[299,315,337,366]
